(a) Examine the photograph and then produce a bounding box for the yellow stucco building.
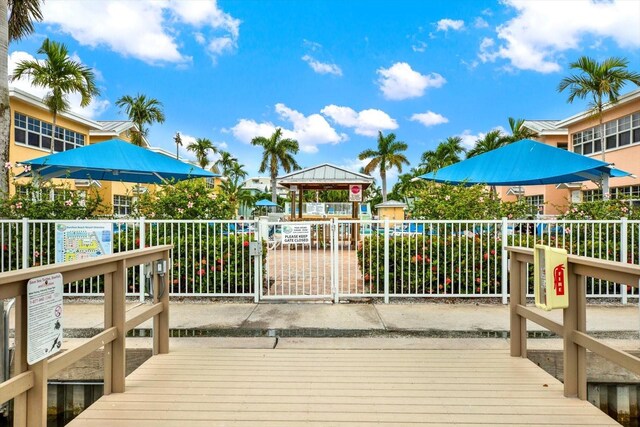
[8,87,153,216]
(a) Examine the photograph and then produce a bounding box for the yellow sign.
[534,245,569,311]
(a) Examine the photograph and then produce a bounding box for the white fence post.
[254,219,264,303]
[139,217,146,302]
[332,219,339,304]
[384,219,390,304]
[21,217,29,269]
[501,217,508,305]
[621,217,628,305]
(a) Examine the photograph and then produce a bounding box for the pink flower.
[34,250,40,258]
[444,195,451,201]
[64,200,73,207]
[478,197,484,203]
[177,208,184,214]
[78,199,86,207]
[4,162,11,169]
[15,202,22,209]
[187,201,194,209]
[22,165,31,172]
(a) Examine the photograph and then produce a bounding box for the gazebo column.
[290,190,296,221]
[298,185,304,219]
[351,201,359,247]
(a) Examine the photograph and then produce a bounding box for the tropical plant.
[186,137,216,169]
[558,56,640,198]
[11,38,99,154]
[219,177,254,215]
[420,136,465,173]
[115,93,165,147]
[251,128,300,203]
[227,161,248,186]
[507,117,538,142]
[466,129,510,158]
[174,132,182,159]
[214,150,238,176]
[358,131,409,203]
[1,0,44,195]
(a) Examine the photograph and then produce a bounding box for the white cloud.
[457,126,506,149]
[410,111,448,127]
[478,37,497,63]
[321,105,398,136]
[474,17,489,29]
[436,19,464,32]
[230,104,347,154]
[411,41,427,53]
[481,0,640,73]
[8,51,109,119]
[40,0,240,65]
[377,62,446,101]
[301,55,343,76]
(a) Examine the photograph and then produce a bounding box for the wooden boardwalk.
[69,348,618,426]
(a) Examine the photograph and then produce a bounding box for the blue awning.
[19,139,218,184]
[255,199,278,207]
[418,139,631,186]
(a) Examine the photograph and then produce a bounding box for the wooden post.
[563,264,579,398]
[518,261,527,357]
[509,255,522,357]
[153,250,170,355]
[298,185,303,219]
[103,273,113,395]
[112,259,127,393]
[291,190,296,221]
[12,294,27,427]
[576,274,587,400]
[25,360,47,427]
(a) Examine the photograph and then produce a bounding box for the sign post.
[349,185,362,202]
[27,273,64,365]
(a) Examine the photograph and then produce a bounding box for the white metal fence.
[0,217,638,302]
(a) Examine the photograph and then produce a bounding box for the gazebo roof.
[278,163,374,190]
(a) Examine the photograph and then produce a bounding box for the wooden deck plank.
[69,348,619,426]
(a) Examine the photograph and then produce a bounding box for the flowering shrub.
[411,182,535,220]
[357,230,502,295]
[559,199,638,220]
[135,179,235,220]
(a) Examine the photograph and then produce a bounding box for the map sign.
[282,224,311,245]
[55,222,112,263]
[27,273,63,365]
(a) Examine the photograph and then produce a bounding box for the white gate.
[261,220,337,300]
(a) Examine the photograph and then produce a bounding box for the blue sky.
[9,0,640,185]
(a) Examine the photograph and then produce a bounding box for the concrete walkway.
[56,300,640,333]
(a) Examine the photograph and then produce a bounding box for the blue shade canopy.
[418,139,631,186]
[19,139,218,184]
[255,199,278,207]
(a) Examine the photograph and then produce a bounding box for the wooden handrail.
[0,245,172,427]
[507,245,640,400]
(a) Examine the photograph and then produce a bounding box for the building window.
[572,112,640,155]
[583,185,640,205]
[582,189,602,202]
[14,112,86,153]
[113,195,132,216]
[525,195,544,214]
[557,142,568,150]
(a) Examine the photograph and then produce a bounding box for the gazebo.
[277,164,374,221]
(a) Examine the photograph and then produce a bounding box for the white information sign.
[27,273,63,365]
[55,222,112,263]
[282,224,311,245]
[349,185,362,202]
[307,203,325,215]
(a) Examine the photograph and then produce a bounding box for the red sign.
[553,264,565,296]
[349,185,362,202]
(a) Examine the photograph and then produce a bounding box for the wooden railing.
[0,245,171,427]
[507,246,640,399]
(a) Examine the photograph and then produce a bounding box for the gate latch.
[249,241,262,256]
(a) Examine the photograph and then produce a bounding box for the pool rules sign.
[27,273,64,365]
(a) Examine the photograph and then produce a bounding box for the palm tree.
[227,161,248,186]
[186,137,217,169]
[174,132,182,159]
[466,130,510,158]
[214,150,238,176]
[507,117,538,142]
[11,38,99,154]
[358,131,409,203]
[1,0,43,194]
[420,136,465,172]
[115,94,165,147]
[558,56,640,198]
[251,128,300,203]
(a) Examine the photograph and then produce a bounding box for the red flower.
[483,253,489,260]
[135,238,140,246]
[243,241,250,247]
[445,277,451,284]
[476,287,481,292]
[197,269,205,277]
[476,278,481,283]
